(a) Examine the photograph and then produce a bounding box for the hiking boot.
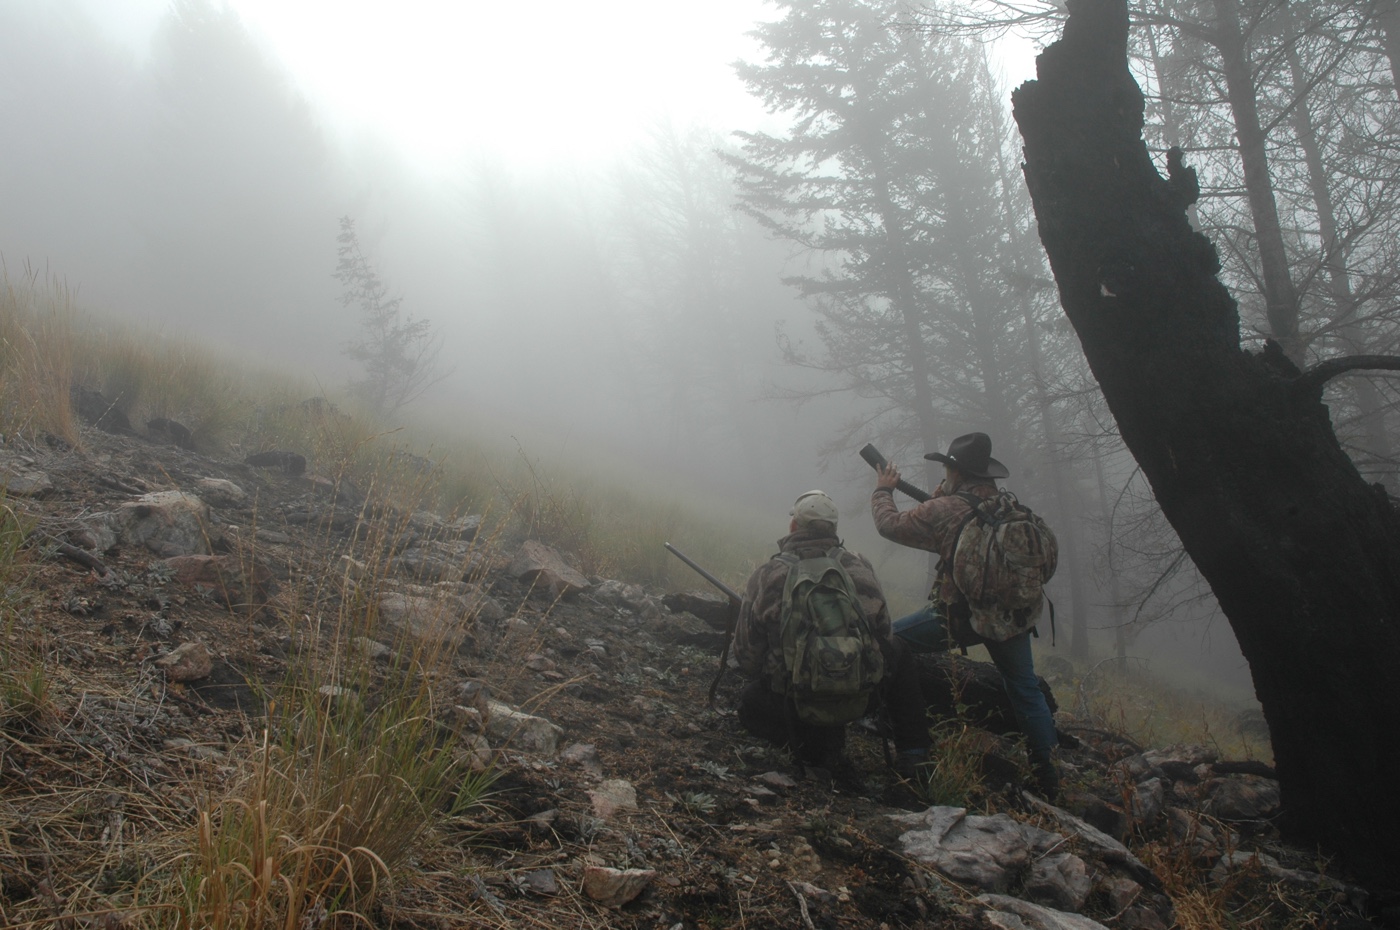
[1030,750,1060,802]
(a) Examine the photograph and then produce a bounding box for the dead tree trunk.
[1012,0,1400,889]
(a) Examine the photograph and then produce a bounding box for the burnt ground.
[0,425,1375,929]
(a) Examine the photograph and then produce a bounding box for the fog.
[0,0,1257,700]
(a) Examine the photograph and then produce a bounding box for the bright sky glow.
[78,0,1042,171]
[226,0,775,168]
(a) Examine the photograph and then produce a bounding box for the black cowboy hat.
[924,432,1010,479]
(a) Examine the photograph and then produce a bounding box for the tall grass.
[0,268,78,443]
[165,471,498,929]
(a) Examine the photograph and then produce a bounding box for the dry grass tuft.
[1068,658,1271,763]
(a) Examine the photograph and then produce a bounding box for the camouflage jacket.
[871,477,1000,566]
[868,476,991,607]
[871,478,1045,641]
[732,530,891,686]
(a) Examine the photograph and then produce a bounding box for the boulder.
[392,540,482,583]
[509,541,590,597]
[154,642,213,682]
[1202,775,1281,822]
[71,386,133,434]
[1021,793,1154,884]
[1025,852,1093,912]
[661,590,733,630]
[103,491,212,557]
[377,593,479,653]
[1131,777,1165,825]
[0,457,53,497]
[1210,850,1358,899]
[891,806,1063,893]
[978,894,1110,930]
[484,700,562,756]
[195,478,246,508]
[164,554,276,608]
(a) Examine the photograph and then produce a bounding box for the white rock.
[582,865,655,907]
[978,894,1111,930]
[509,540,590,596]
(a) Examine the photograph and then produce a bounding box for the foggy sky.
[0,0,1255,697]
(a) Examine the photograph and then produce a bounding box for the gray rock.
[1136,744,1218,782]
[0,459,52,497]
[484,700,561,756]
[525,653,557,672]
[458,734,492,772]
[196,478,246,508]
[1026,853,1093,912]
[1098,875,1143,913]
[593,580,661,618]
[1131,777,1165,825]
[446,514,482,540]
[756,771,798,789]
[509,540,590,596]
[891,806,1062,893]
[1021,793,1154,883]
[561,743,603,776]
[377,589,497,651]
[392,540,481,583]
[1166,806,1221,858]
[103,491,212,557]
[1209,850,1357,899]
[154,642,213,682]
[521,869,559,896]
[352,637,393,660]
[582,866,655,907]
[661,590,733,631]
[589,779,637,820]
[978,894,1111,930]
[1203,776,1281,822]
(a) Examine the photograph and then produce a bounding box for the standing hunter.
[732,490,932,781]
[872,432,1062,797]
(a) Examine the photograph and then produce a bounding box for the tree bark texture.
[1013,0,1400,888]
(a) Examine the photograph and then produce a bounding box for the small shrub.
[916,720,986,808]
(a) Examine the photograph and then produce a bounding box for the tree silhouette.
[334,217,445,418]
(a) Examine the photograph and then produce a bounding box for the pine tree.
[334,217,444,417]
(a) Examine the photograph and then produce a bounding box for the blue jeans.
[893,603,1059,757]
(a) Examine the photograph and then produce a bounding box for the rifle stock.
[858,443,933,503]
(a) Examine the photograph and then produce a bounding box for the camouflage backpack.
[774,548,885,726]
[950,491,1058,642]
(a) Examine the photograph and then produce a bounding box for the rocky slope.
[0,423,1381,929]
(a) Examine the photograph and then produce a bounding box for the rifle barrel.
[858,443,933,503]
[664,543,743,603]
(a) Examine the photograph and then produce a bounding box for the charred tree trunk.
[1013,0,1400,888]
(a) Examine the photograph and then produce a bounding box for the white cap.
[790,490,838,528]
